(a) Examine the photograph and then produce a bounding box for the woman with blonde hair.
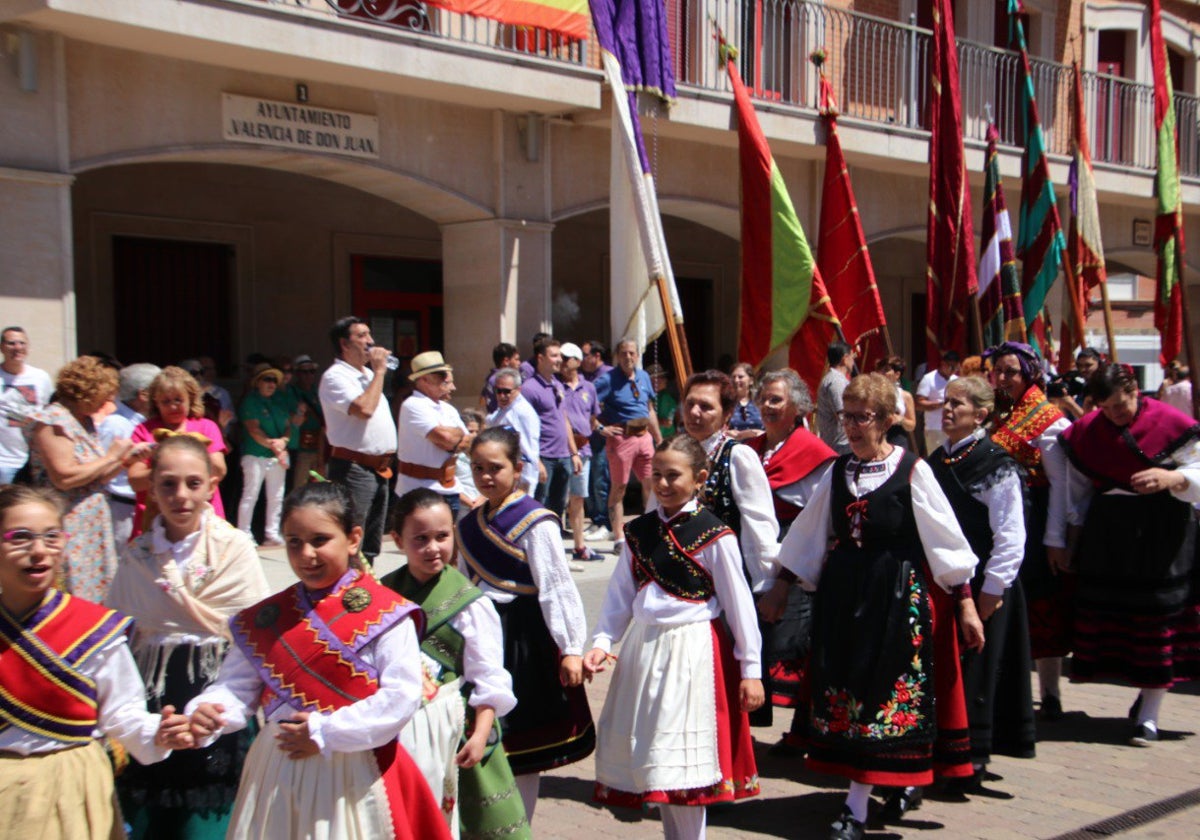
[26,356,155,601]
[762,373,982,837]
[128,366,229,536]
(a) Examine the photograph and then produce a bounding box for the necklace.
[942,435,981,465]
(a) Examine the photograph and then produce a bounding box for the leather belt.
[329,446,395,473]
[397,459,456,488]
[623,418,651,436]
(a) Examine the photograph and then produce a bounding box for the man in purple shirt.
[580,340,614,540]
[520,336,582,520]
[559,342,602,560]
[478,341,520,414]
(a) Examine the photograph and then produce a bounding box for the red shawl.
[750,426,837,522]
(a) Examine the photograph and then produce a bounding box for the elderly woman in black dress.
[927,376,1035,790]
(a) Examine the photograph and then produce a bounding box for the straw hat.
[250,365,284,388]
[409,350,453,381]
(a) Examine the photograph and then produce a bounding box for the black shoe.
[881,785,923,820]
[1128,693,1143,721]
[1040,694,1063,721]
[767,736,804,758]
[942,768,983,796]
[829,808,865,840]
[1130,722,1159,747]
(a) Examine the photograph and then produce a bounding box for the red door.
[350,255,444,371]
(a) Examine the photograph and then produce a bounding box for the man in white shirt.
[318,316,397,563]
[486,367,541,493]
[915,351,961,456]
[101,363,161,542]
[0,326,54,484]
[396,350,468,518]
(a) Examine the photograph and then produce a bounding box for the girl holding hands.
[585,435,763,840]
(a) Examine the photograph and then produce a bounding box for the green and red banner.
[723,40,840,393]
[1151,0,1184,366]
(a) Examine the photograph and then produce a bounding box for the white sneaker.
[584,525,613,542]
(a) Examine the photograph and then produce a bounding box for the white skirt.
[399,677,466,839]
[228,721,395,840]
[595,619,720,796]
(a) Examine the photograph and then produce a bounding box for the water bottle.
[385,354,401,371]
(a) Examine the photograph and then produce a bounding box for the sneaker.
[1130,722,1159,747]
[584,524,613,542]
[611,539,626,557]
[572,546,603,562]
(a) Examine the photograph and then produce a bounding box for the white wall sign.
[222,93,379,159]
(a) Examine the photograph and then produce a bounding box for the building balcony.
[672,0,1199,179]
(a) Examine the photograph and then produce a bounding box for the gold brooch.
[342,586,372,613]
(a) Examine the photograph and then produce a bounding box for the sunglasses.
[495,387,515,396]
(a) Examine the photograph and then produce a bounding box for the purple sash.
[457,493,557,596]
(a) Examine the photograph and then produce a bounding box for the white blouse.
[1018,415,1071,548]
[443,596,517,717]
[184,615,421,755]
[779,446,977,592]
[942,430,1026,595]
[0,633,170,763]
[590,501,763,679]
[468,517,588,657]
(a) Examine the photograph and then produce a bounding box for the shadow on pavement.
[1034,712,1195,746]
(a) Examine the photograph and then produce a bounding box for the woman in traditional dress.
[384,488,530,839]
[107,435,269,838]
[186,482,449,839]
[458,427,594,822]
[26,356,154,601]
[1056,363,1200,746]
[129,366,229,536]
[0,484,190,840]
[679,370,780,726]
[928,377,1036,789]
[876,356,917,451]
[585,435,763,840]
[764,373,983,839]
[727,363,764,440]
[986,342,1071,719]
[749,369,836,748]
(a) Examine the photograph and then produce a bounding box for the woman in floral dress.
[26,356,153,601]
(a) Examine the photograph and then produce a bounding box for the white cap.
[560,342,583,361]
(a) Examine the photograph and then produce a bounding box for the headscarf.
[984,341,1044,388]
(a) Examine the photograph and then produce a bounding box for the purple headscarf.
[984,341,1045,388]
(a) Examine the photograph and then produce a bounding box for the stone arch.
[71,144,493,225]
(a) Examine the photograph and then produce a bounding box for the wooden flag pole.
[1097,280,1119,362]
[655,274,693,381]
[968,292,985,355]
[1173,233,1200,418]
[880,324,897,359]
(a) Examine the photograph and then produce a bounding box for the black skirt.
[117,644,253,833]
[1072,492,1200,687]
[494,593,595,774]
[961,578,1036,762]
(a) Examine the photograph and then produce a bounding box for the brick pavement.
[258,535,1200,839]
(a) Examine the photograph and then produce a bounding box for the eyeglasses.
[183,369,202,376]
[495,388,515,396]
[837,410,877,426]
[1,529,69,551]
[297,367,318,374]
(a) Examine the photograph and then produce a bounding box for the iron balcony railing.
[680,0,1199,177]
[259,0,591,65]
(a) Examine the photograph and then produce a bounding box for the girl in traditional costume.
[457,427,594,821]
[185,482,449,840]
[928,377,1036,791]
[384,488,530,840]
[1056,363,1200,746]
[766,374,983,839]
[107,435,270,838]
[584,435,763,840]
[0,484,191,840]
